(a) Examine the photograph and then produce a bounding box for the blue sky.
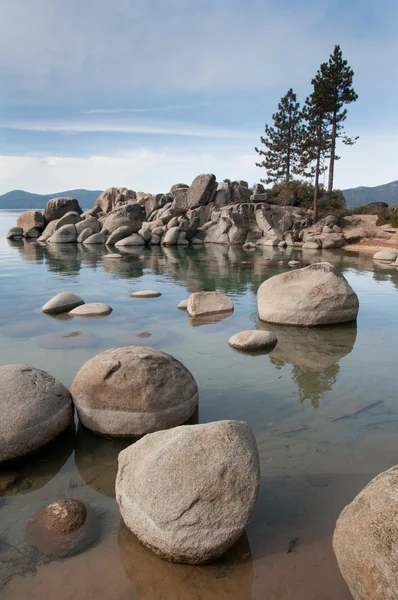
[0,0,397,194]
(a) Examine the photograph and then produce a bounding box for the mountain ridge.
[0,189,103,209]
[342,180,398,208]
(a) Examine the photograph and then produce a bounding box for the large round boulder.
[186,174,217,210]
[102,203,145,234]
[70,346,199,437]
[43,197,82,223]
[0,365,74,464]
[333,466,398,600]
[17,210,44,234]
[116,420,260,564]
[257,262,359,326]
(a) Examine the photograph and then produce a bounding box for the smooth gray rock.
[77,228,93,243]
[42,292,85,315]
[228,330,277,352]
[373,249,398,262]
[70,346,199,437]
[258,262,359,326]
[186,174,217,209]
[69,303,113,317]
[115,234,145,247]
[163,226,180,245]
[6,227,23,240]
[333,466,398,600]
[115,420,260,564]
[83,231,106,244]
[150,234,161,245]
[54,211,82,230]
[138,228,151,243]
[106,226,133,245]
[76,216,100,236]
[102,203,145,234]
[130,290,161,298]
[0,365,73,464]
[48,224,77,243]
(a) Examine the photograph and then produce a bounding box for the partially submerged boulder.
[257,262,359,326]
[6,227,23,240]
[333,466,398,600]
[116,420,260,564]
[373,249,398,262]
[0,365,74,464]
[70,346,199,437]
[42,292,85,315]
[17,210,44,234]
[187,292,234,317]
[228,330,277,353]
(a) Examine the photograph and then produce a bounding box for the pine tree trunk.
[328,113,337,194]
[313,147,321,222]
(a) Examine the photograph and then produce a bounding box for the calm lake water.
[1,208,398,599]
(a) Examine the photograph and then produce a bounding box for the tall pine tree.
[319,45,358,193]
[299,73,331,221]
[255,89,303,185]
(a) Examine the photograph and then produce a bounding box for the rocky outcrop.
[70,346,199,437]
[333,466,398,600]
[25,499,99,557]
[94,187,136,213]
[258,262,359,326]
[115,420,260,564]
[43,197,82,223]
[0,365,74,464]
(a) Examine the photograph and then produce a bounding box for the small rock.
[228,330,278,353]
[42,292,85,315]
[106,226,134,246]
[6,227,23,240]
[83,231,106,244]
[103,253,122,260]
[130,291,161,298]
[288,260,302,268]
[115,234,145,247]
[177,299,189,310]
[25,499,99,557]
[373,249,398,262]
[187,292,234,317]
[302,241,320,249]
[243,242,256,251]
[69,303,113,317]
[77,228,93,243]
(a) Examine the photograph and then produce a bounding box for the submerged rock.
[42,292,85,315]
[333,466,398,600]
[0,365,73,464]
[257,262,359,326]
[130,291,161,298]
[25,499,99,557]
[115,420,260,564]
[70,346,199,437]
[187,292,234,317]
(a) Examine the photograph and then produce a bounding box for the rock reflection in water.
[188,310,234,328]
[118,524,253,600]
[257,320,357,407]
[0,425,75,496]
[74,424,133,498]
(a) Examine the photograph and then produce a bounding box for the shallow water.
[1,208,398,599]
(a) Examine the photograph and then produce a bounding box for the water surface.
[1,209,398,599]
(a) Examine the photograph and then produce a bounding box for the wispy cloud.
[84,102,210,114]
[2,119,255,139]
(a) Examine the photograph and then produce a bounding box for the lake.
[1,208,398,599]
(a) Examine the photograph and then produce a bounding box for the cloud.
[84,103,210,114]
[2,119,254,139]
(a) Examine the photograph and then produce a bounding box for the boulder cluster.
[6,175,317,248]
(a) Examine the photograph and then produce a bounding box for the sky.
[0,0,397,195]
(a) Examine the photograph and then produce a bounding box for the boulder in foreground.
[257,262,359,326]
[70,346,198,437]
[42,292,85,315]
[333,466,398,600]
[116,420,260,564]
[0,365,73,464]
[187,292,234,317]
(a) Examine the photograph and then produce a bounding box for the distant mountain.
[343,180,398,209]
[0,189,103,210]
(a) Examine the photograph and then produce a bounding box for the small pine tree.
[318,45,358,193]
[255,89,304,185]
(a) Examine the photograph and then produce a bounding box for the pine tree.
[299,74,331,221]
[318,45,358,193]
[255,89,303,185]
